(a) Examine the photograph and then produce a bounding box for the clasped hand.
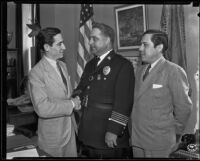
[71,96,81,110]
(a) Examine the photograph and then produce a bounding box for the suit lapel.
[136,56,166,100]
[57,60,72,97]
[134,65,145,100]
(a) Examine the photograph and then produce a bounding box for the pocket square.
[152,84,163,89]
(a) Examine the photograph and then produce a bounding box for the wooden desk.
[7,106,38,137]
[7,106,37,127]
[7,134,51,158]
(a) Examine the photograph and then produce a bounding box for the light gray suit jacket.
[28,56,77,157]
[130,56,192,150]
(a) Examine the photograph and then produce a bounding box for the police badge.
[103,66,111,75]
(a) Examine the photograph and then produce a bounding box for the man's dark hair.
[92,22,115,47]
[143,29,168,53]
[37,27,61,51]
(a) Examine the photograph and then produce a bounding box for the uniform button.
[104,77,106,80]
[89,76,94,81]
[87,86,90,89]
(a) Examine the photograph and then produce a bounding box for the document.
[7,148,39,159]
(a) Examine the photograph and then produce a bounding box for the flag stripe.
[75,4,94,87]
[79,29,90,60]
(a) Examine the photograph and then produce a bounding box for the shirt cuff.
[71,99,75,108]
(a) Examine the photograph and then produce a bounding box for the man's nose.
[62,43,66,50]
[139,44,143,51]
[89,39,93,45]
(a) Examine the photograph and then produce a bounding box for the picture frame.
[115,5,147,51]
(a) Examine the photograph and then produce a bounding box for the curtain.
[160,5,187,72]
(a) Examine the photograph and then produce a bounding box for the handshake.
[70,89,83,111]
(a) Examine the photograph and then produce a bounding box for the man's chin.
[90,50,95,55]
[59,53,64,58]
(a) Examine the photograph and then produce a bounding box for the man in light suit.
[28,27,81,157]
[130,29,193,158]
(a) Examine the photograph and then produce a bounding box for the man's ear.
[156,44,163,52]
[44,44,49,52]
[106,37,110,45]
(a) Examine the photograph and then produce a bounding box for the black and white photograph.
[1,1,199,159]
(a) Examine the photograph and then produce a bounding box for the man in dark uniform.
[73,22,135,158]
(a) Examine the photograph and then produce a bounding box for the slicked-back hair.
[92,22,115,47]
[143,29,168,53]
[37,27,61,51]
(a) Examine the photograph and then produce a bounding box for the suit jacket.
[75,50,135,149]
[28,56,77,157]
[130,56,193,150]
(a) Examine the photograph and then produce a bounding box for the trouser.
[79,143,133,159]
[132,146,171,158]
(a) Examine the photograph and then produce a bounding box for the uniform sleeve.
[28,69,74,119]
[107,61,135,136]
[169,66,193,134]
[72,63,90,98]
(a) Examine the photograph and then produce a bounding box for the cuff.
[71,99,75,108]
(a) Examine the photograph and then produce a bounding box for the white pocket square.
[152,84,163,89]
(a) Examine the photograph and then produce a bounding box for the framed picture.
[124,56,141,73]
[115,5,147,51]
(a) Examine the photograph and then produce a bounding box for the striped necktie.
[56,61,68,91]
[143,64,151,81]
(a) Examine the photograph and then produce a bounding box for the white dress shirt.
[149,56,162,72]
[44,56,62,78]
[97,49,112,66]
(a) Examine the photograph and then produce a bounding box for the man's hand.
[71,96,81,110]
[105,132,117,148]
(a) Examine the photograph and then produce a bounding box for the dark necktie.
[93,56,100,70]
[56,61,68,91]
[143,64,151,81]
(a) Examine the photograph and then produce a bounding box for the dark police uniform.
[74,50,135,157]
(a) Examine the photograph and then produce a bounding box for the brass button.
[89,76,94,81]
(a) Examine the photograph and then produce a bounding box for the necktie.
[56,61,68,91]
[143,64,151,81]
[93,56,100,70]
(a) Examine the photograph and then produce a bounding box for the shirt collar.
[98,49,112,64]
[150,56,162,71]
[44,55,57,66]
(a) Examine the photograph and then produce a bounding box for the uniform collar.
[98,49,113,65]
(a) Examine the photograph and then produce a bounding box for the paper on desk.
[6,148,39,159]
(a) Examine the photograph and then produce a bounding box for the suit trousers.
[42,125,77,157]
[132,146,171,158]
[80,143,132,159]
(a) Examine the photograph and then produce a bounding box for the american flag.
[75,4,94,87]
